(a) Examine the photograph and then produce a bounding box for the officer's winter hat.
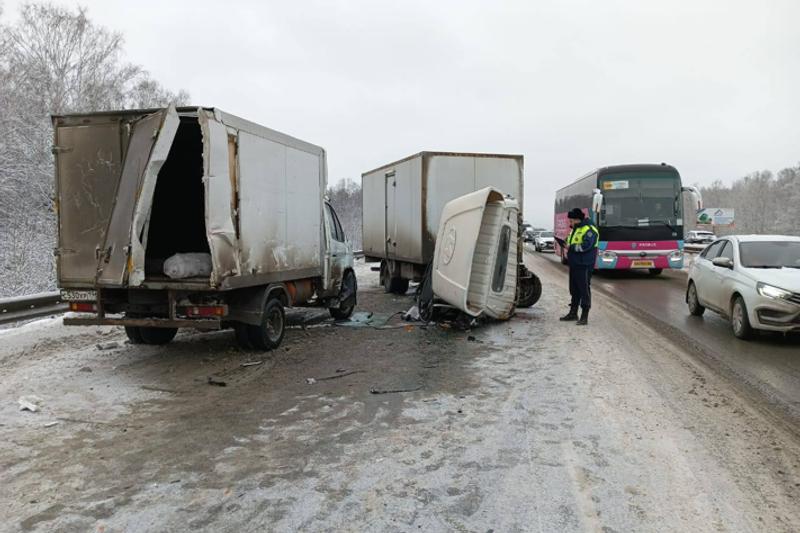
[567,208,585,220]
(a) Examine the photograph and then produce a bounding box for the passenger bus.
[554,163,702,274]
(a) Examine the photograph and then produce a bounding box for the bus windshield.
[600,173,682,228]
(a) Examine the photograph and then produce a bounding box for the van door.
[323,202,351,294]
[96,107,179,287]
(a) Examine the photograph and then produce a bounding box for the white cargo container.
[362,151,540,308]
[53,105,356,349]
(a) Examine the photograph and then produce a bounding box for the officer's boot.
[560,306,579,321]
[576,308,589,325]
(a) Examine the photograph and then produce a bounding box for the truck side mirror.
[591,189,603,214]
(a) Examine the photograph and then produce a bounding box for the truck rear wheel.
[381,261,409,295]
[517,273,542,308]
[248,297,285,350]
[138,327,178,345]
[125,326,144,344]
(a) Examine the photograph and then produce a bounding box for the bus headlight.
[600,251,617,263]
[669,250,683,262]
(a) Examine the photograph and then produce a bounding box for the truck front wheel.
[330,270,357,320]
[125,326,144,344]
[517,273,542,308]
[249,297,286,350]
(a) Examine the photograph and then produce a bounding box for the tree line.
[0,3,188,297]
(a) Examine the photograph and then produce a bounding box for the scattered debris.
[305,378,317,385]
[240,361,263,367]
[43,421,59,428]
[141,385,180,394]
[18,396,42,412]
[79,366,93,372]
[403,305,421,321]
[314,370,365,382]
[96,341,121,351]
[207,377,227,387]
[369,385,423,395]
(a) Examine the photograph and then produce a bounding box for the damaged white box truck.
[53,105,356,349]
[362,152,541,311]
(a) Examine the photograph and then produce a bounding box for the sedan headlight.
[757,282,793,300]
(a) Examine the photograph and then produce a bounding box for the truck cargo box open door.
[96,106,179,287]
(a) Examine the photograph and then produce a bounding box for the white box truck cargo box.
[53,106,356,349]
[361,151,524,293]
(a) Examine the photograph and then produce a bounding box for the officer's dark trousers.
[569,265,592,310]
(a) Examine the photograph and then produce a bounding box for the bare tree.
[0,3,189,297]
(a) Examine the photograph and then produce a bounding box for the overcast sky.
[4,0,799,226]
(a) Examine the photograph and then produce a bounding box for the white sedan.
[686,235,800,339]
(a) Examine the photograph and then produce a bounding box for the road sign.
[697,208,734,226]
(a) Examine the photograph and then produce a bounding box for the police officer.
[559,208,599,325]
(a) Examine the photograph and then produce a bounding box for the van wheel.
[687,282,705,316]
[139,327,178,345]
[731,296,753,340]
[517,273,542,308]
[125,326,144,344]
[330,270,357,320]
[234,323,253,349]
[249,297,285,350]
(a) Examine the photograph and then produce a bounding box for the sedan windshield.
[540,232,553,238]
[739,241,800,268]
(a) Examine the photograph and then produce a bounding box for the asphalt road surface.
[528,247,800,434]
[2,258,799,532]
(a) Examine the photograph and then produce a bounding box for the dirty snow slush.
[0,258,798,532]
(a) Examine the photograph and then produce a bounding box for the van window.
[325,203,345,242]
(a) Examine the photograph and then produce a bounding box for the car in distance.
[686,235,800,339]
[686,230,717,244]
[534,231,555,252]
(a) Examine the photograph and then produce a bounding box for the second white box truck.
[362,151,541,308]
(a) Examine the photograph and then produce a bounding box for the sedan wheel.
[731,296,753,340]
[687,282,705,316]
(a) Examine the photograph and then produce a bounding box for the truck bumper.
[64,316,222,330]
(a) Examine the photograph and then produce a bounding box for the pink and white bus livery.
[554,164,702,275]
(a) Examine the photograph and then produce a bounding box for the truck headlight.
[757,282,792,300]
[600,251,616,263]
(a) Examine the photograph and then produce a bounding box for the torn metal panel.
[129,104,180,286]
[198,110,240,286]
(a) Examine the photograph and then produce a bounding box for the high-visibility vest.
[568,224,599,248]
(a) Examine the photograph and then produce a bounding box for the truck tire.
[330,270,358,320]
[381,261,410,295]
[234,323,254,349]
[248,297,285,350]
[125,326,144,344]
[138,327,178,345]
[517,273,542,308]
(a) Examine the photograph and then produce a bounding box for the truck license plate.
[631,260,654,269]
[60,289,97,301]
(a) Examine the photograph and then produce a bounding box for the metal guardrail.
[684,244,708,254]
[0,291,67,326]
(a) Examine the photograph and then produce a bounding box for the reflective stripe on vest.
[568,224,599,248]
